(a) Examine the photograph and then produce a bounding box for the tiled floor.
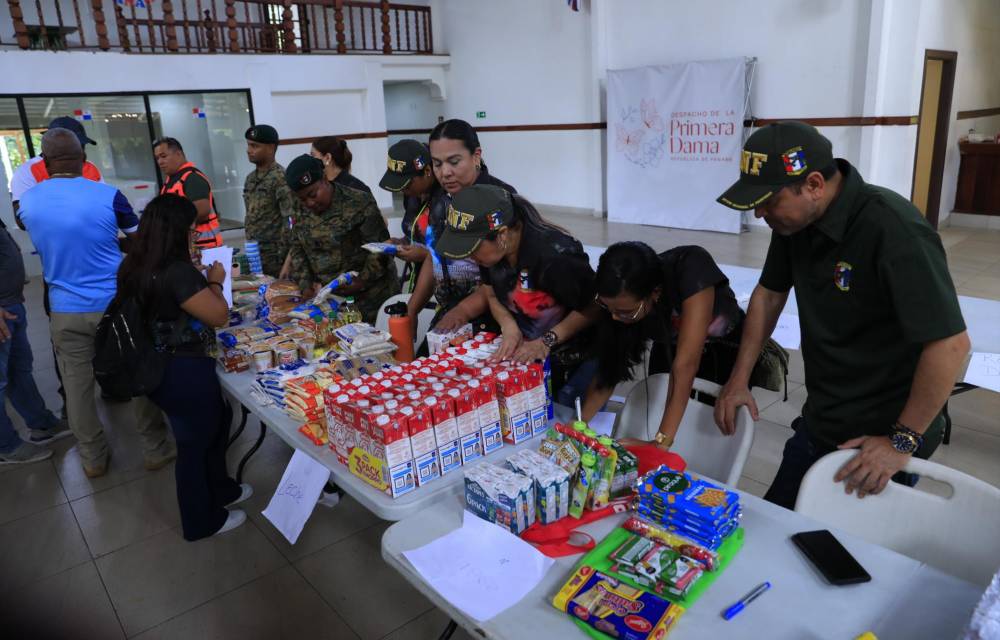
[3,212,999,639]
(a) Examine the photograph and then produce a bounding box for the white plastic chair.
[795,450,1000,586]
[613,373,754,486]
[374,293,436,349]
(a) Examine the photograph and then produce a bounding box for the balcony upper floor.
[1,0,433,55]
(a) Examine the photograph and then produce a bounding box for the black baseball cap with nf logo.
[379,139,431,192]
[717,121,835,211]
[435,184,515,259]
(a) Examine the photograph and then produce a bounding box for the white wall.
[384,81,442,148]
[0,50,450,221]
[860,0,1000,223]
[434,0,601,211]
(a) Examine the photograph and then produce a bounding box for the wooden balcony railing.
[3,0,433,55]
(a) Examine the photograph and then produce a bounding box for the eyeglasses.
[595,295,646,321]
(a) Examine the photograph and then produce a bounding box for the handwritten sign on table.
[403,510,554,622]
[261,450,330,544]
[963,352,1000,393]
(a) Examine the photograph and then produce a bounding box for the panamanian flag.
[192,107,206,119]
[782,148,807,175]
[116,0,149,8]
[73,109,92,121]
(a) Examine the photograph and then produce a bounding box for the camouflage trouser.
[355,271,401,324]
[258,242,288,279]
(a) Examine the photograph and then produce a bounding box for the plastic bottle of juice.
[569,452,597,518]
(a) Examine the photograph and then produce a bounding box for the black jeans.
[763,417,927,510]
[149,356,240,541]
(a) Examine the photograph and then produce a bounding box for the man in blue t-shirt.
[19,128,175,478]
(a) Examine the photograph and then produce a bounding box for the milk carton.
[425,395,462,475]
[468,378,504,455]
[367,412,416,498]
[497,370,532,444]
[449,387,485,465]
[405,402,441,486]
[522,364,549,437]
[323,390,353,463]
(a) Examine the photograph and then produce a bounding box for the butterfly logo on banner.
[615,98,666,168]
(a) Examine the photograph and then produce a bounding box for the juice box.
[505,449,571,524]
[464,462,535,535]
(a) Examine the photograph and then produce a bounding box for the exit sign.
[476,111,486,119]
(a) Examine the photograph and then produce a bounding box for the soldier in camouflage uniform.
[285,155,399,323]
[243,125,297,278]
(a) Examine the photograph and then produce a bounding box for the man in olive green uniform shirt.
[243,125,296,278]
[285,155,398,323]
[714,121,969,509]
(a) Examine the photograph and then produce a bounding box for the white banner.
[607,58,747,233]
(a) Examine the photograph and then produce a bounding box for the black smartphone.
[791,529,872,586]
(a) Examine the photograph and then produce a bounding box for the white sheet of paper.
[963,352,1000,393]
[589,411,617,437]
[772,313,801,350]
[261,450,330,545]
[200,245,233,307]
[403,510,555,622]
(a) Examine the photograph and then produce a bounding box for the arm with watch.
[834,330,971,498]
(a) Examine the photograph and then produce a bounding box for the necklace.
[49,172,81,178]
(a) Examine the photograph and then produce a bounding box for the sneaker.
[29,419,75,444]
[144,448,177,471]
[0,442,54,465]
[83,451,110,478]
[214,509,247,536]
[317,487,342,509]
[226,483,253,507]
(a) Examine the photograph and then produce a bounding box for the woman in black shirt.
[406,119,517,337]
[311,136,372,194]
[116,194,248,541]
[581,242,744,450]
[435,184,598,400]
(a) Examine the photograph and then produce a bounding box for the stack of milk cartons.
[505,449,571,524]
[464,462,536,535]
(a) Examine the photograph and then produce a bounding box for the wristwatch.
[653,431,674,449]
[541,330,559,349]
[889,422,924,454]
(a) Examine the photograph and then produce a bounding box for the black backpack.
[93,295,179,398]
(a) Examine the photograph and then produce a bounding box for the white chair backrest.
[374,292,436,349]
[613,373,754,486]
[795,450,1000,586]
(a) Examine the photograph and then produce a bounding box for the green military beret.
[285,155,325,191]
[245,124,280,145]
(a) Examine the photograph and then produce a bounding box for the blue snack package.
[636,467,740,523]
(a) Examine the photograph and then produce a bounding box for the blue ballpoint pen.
[722,581,772,620]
